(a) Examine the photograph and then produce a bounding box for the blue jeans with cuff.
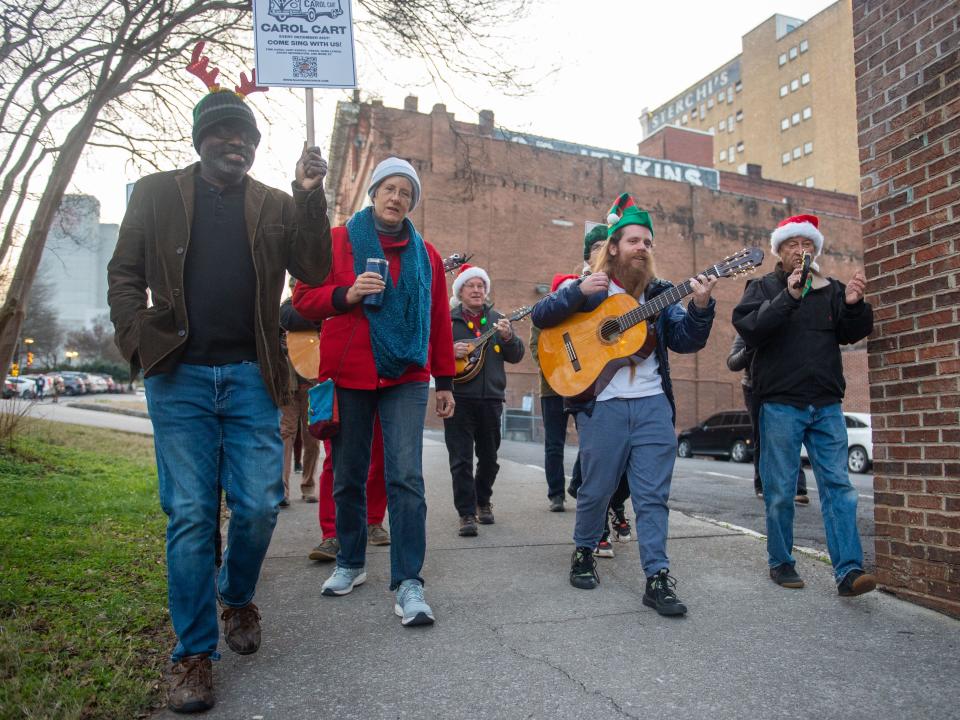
[145,362,283,662]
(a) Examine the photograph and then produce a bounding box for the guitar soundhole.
[599,319,620,344]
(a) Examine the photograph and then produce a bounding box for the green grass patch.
[0,420,172,720]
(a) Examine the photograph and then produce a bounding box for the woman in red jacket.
[293,157,455,627]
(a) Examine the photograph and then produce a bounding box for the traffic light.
[10,363,19,377]
[26,352,34,366]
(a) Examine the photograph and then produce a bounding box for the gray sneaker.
[394,579,435,626]
[321,565,366,596]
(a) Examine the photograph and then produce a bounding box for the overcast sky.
[74,0,838,225]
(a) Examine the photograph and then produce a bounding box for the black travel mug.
[364,257,389,308]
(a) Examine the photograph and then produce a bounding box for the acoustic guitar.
[454,306,533,383]
[286,252,472,380]
[537,247,764,398]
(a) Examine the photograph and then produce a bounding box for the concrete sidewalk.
[155,437,959,720]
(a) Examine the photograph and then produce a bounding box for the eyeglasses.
[208,121,258,146]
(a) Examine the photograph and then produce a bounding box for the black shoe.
[642,569,687,616]
[279,498,290,508]
[477,504,495,524]
[837,569,877,597]
[458,515,478,537]
[795,494,810,505]
[609,506,631,542]
[769,563,804,588]
[549,496,565,512]
[569,546,599,589]
[294,462,303,473]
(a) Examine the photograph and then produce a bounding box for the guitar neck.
[618,270,718,330]
[467,309,531,347]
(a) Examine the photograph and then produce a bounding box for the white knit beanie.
[367,157,422,211]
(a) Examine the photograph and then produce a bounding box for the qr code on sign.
[292,56,317,79]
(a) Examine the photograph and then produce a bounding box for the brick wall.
[854,0,960,617]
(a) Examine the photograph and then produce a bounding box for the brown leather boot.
[167,654,214,713]
[477,504,495,524]
[221,602,261,655]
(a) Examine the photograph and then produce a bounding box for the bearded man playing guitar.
[531,194,717,617]
[446,264,525,537]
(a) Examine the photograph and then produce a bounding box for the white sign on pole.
[252,0,357,88]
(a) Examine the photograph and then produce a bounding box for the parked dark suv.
[677,410,754,463]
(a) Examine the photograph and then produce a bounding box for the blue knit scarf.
[346,206,432,378]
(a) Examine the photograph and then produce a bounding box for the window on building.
[782,152,791,165]
[735,109,743,122]
[793,146,802,159]
[735,81,743,92]
[789,46,798,60]
[700,103,706,117]
[736,141,745,152]
[720,149,727,161]
[805,176,815,187]
[681,113,688,125]
[801,72,810,85]
[728,145,735,160]
[708,97,715,109]
[803,106,812,120]
[781,117,790,131]
[800,39,809,53]
[780,85,788,97]
[792,112,801,125]
[727,87,734,103]
[691,109,698,119]
[790,78,799,91]
[719,119,726,130]
[779,53,787,66]
[727,115,734,132]
[804,141,814,155]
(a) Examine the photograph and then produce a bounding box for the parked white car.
[801,412,872,474]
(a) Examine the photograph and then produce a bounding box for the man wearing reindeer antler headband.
[107,42,332,714]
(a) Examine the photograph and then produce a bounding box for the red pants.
[319,415,386,539]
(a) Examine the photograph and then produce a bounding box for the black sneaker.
[549,496,565,512]
[642,569,687,616]
[769,563,804,588]
[837,569,877,597]
[609,507,631,542]
[569,546,599,589]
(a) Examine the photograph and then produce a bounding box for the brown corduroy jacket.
[107,163,332,407]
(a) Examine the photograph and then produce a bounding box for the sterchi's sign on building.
[640,59,742,136]
[493,130,720,191]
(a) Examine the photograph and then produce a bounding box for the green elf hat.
[583,223,607,260]
[605,193,655,239]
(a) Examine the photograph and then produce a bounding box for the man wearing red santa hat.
[733,214,876,597]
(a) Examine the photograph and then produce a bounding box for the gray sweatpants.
[573,394,677,578]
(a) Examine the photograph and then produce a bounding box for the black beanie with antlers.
[191,91,261,152]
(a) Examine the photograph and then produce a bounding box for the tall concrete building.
[326,98,868,433]
[640,0,859,195]
[38,194,117,333]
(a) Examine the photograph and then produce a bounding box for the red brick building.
[854,0,960,617]
[325,98,868,434]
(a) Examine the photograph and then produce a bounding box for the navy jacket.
[531,277,716,424]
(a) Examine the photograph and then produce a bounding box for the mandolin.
[537,247,763,398]
[286,252,472,380]
[453,305,533,383]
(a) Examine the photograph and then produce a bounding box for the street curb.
[67,401,150,419]
[690,513,832,563]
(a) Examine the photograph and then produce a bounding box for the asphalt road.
[426,429,877,568]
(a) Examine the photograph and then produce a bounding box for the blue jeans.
[145,362,283,662]
[540,395,570,500]
[574,394,677,578]
[331,383,428,590]
[760,402,864,582]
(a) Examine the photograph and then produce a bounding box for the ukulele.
[537,247,763,398]
[453,305,534,383]
[286,252,471,380]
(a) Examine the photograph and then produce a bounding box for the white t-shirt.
[595,280,664,402]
